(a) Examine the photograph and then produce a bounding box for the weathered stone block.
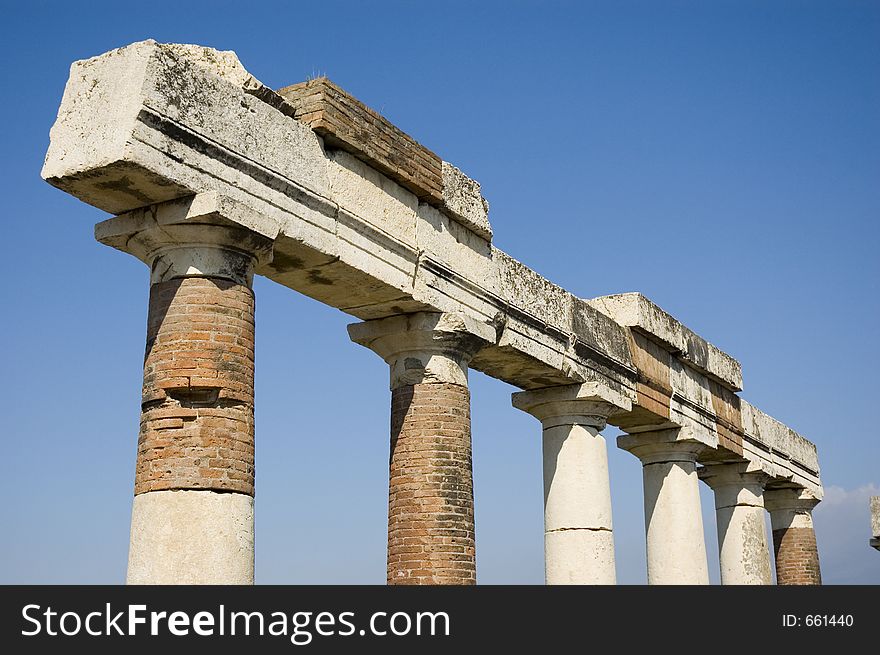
[587,292,742,391]
[441,161,491,240]
[871,496,880,551]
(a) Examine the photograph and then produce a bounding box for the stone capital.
[95,192,276,285]
[698,461,772,510]
[763,487,821,513]
[764,486,821,531]
[698,460,771,488]
[512,382,632,430]
[348,312,493,389]
[617,428,708,466]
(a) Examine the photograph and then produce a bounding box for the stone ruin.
[42,41,824,585]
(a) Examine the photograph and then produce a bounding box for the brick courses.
[278,77,444,205]
[135,276,255,496]
[387,382,476,585]
[772,526,822,585]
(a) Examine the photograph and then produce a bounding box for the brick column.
[699,462,773,585]
[349,312,490,585]
[764,487,822,585]
[618,429,710,584]
[125,223,272,584]
[512,383,631,584]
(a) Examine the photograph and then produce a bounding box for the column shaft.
[127,240,259,584]
[512,384,631,585]
[619,431,710,585]
[542,421,614,584]
[349,312,490,585]
[700,463,772,585]
[764,488,822,585]
[389,382,475,584]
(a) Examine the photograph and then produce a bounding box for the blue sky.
[1,0,877,584]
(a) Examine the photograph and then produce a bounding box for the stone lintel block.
[511,382,633,425]
[492,249,636,379]
[587,292,743,391]
[42,39,328,216]
[740,400,820,476]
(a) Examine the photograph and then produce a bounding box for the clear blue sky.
[1,0,877,584]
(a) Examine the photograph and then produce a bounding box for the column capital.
[95,192,276,285]
[617,428,707,465]
[699,460,772,513]
[763,486,821,514]
[699,460,772,491]
[348,312,493,389]
[512,382,632,430]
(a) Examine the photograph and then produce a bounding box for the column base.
[127,490,254,585]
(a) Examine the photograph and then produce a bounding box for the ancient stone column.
[871,496,880,551]
[512,383,631,584]
[699,462,773,585]
[618,429,710,584]
[125,223,271,584]
[349,312,489,585]
[763,487,822,585]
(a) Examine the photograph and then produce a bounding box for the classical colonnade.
[123,225,820,585]
[41,40,823,586]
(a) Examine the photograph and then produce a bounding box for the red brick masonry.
[772,526,822,585]
[135,276,255,496]
[388,382,476,584]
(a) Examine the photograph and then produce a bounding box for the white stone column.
[512,383,631,585]
[871,496,880,552]
[699,462,772,585]
[618,429,710,584]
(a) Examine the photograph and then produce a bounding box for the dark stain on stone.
[95,176,153,205]
[267,250,305,272]
[307,269,334,286]
[404,357,424,371]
